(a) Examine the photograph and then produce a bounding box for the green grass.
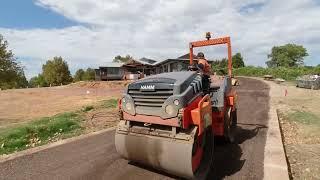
[286,111,320,139]
[0,112,83,155]
[101,99,118,108]
[0,98,119,156]
[288,111,320,126]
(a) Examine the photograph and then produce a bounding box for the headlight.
[125,102,132,111]
[122,98,126,103]
[165,105,175,115]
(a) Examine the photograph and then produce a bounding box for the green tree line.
[112,55,133,63]
[73,68,95,82]
[233,66,320,80]
[211,44,318,80]
[28,56,73,87]
[0,33,96,89]
[29,58,95,88]
[232,44,317,80]
[212,52,245,75]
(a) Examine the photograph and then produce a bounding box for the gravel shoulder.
[261,79,320,180]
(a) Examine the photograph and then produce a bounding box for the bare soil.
[264,79,320,180]
[83,107,119,133]
[0,81,126,128]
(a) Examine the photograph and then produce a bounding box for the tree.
[212,58,228,68]
[83,68,95,81]
[42,56,72,86]
[16,72,28,88]
[232,53,245,68]
[0,34,28,89]
[74,69,85,82]
[29,74,47,87]
[211,58,228,75]
[73,68,95,82]
[113,55,133,63]
[266,44,308,68]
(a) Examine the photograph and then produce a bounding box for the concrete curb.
[0,127,115,163]
[263,90,289,179]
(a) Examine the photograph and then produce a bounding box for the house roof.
[121,58,156,66]
[154,58,190,66]
[153,53,189,65]
[154,53,214,66]
[176,53,215,62]
[98,53,213,68]
[177,53,197,60]
[99,62,123,68]
[139,57,157,65]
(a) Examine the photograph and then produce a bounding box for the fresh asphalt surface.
[0,78,270,180]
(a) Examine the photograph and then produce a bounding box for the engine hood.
[127,71,198,94]
[123,71,203,119]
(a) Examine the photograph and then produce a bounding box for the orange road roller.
[115,33,237,179]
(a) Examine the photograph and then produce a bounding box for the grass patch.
[288,111,320,126]
[0,98,119,155]
[0,112,83,155]
[101,98,118,108]
[285,111,320,143]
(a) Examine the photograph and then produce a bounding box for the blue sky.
[0,0,77,29]
[0,0,319,79]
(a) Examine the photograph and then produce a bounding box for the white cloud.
[1,0,320,78]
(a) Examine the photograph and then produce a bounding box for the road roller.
[115,33,237,179]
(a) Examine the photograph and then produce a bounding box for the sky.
[0,0,320,79]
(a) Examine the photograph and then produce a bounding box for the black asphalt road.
[0,78,270,180]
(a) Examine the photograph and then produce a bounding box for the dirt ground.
[264,79,320,180]
[0,81,127,128]
[83,105,119,133]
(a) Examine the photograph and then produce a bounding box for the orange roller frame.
[189,36,232,76]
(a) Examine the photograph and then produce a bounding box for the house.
[122,58,157,77]
[95,62,124,81]
[94,54,213,81]
[95,58,157,81]
[154,53,214,73]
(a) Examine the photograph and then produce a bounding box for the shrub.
[233,66,318,80]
